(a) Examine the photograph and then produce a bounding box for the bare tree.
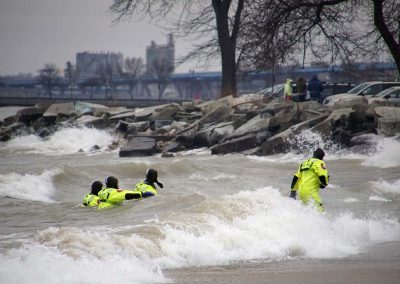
[147,58,173,100]
[38,63,61,99]
[110,0,247,98]
[242,0,400,75]
[96,61,123,99]
[124,57,144,98]
[64,61,77,98]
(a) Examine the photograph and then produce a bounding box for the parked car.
[322,81,400,106]
[258,84,285,97]
[319,82,355,103]
[367,86,400,104]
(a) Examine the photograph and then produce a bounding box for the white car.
[322,81,400,106]
[367,86,400,104]
[258,84,285,97]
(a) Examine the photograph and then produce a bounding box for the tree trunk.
[212,0,244,98]
[372,0,400,75]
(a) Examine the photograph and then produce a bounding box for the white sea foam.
[371,178,400,195]
[189,173,237,181]
[5,127,114,155]
[1,187,399,282]
[344,198,359,203]
[150,188,400,266]
[369,195,391,202]
[0,168,61,202]
[248,131,400,168]
[361,135,400,168]
[0,241,167,284]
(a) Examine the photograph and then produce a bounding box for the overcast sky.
[0,0,212,76]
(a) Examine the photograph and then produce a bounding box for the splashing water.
[0,168,62,202]
[6,127,114,155]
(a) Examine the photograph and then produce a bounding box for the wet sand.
[166,242,400,284]
[166,258,400,284]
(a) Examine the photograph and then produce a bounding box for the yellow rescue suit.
[135,182,158,197]
[82,194,99,207]
[292,158,329,212]
[98,187,142,209]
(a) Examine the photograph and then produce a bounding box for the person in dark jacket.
[296,77,307,102]
[307,75,324,103]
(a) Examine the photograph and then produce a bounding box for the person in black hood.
[135,168,163,198]
[289,148,329,212]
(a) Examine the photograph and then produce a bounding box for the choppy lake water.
[0,107,399,283]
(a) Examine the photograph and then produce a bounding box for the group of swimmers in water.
[82,168,163,210]
[83,148,329,212]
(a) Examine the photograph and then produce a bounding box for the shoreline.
[166,241,400,284]
[166,258,400,284]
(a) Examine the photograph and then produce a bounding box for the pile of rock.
[1,95,399,157]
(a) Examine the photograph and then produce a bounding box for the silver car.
[368,86,400,104]
[323,81,400,106]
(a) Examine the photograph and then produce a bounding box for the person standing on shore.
[307,75,324,103]
[284,78,293,101]
[296,76,307,102]
[289,148,329,212]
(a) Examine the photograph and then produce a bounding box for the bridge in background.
[1,62,398,107]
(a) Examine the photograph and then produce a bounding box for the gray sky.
[0,0,208,76]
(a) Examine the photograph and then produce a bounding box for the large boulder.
[197,104,232,126]
[151,103,181,119]
[197,95,233,115]
[109,111,136,121]
[257,114,329,155]
[17,105,48,124]
[374,106,400,136]
[332,96,368,109]
[134,104,176,121]
[43,102,75,123]
[119,136,157,157]
[107,106,131,117]
[211,134,258,155]
[311,108,355,138]
[76,115,109,129]
[193,122,235,147]
[0,122,27,141]
[74,102,110,117]
[116,120,149,134]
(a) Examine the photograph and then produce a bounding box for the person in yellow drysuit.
[98,176,142,210]
[289,148,329,212]
[82,180,103,207]
[284,78,293,101]
[134,169,163,197]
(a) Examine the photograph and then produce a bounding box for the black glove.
[156,181,163,188]
[289,190,297,199]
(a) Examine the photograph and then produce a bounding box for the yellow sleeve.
[107,189,128,203]
[314,160,329,181]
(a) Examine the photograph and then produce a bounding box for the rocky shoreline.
[1,94,399,157]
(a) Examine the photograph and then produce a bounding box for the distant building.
[146,34,175,76]
[76,51,123,81]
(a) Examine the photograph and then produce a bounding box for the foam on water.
[0,241,167,284]
[369,195,390,202]
[248,131,400,167]
[189,173,237,181]
[1,187,399,283]
[370,178,400,196]
[5,127,114,155]
[344,197,360,203]
[361,135,400,168]
[0,168,61,202]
